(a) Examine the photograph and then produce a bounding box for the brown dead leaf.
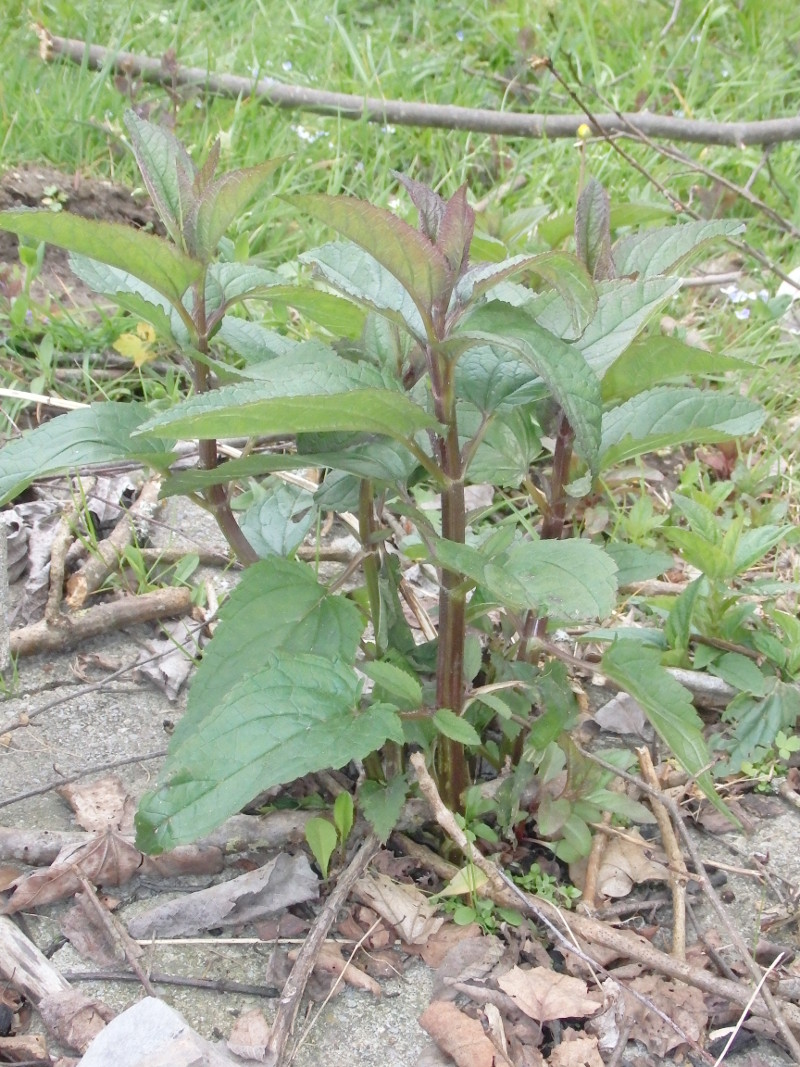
[497,966,602,1024]
[2,831,142,913]
[57,776,134,834]
[408,920,483,968]
[433,934,505,1001]
[548,1028,604,1067]
[61,896,126,969]
[354,871,444,945]
[573,830,667,898]
[289,943,382,996]
[626,974,707,1056]
[227,1008,270,1062]
[419,1000,513,1067]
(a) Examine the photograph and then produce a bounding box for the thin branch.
[36,27,800,147]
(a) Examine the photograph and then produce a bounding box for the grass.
[2,2,800,488]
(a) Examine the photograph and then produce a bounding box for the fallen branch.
[408,752,800,1047]
[36,27,800,147]
[10,585,192,657]
[65,476,163,609]
[63,969,279,997]
[262,833,380,1067]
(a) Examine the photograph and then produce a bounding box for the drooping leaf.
[575,178,613,280]
[710,653,770,697]
[453,252,596,337]
[215,318,297,362]
[135,652,402,851]
[292,193,450,317]
[612,219,744,278]
[124,110,196,247]
[161,437,417,497]
[359,776,409,842]
[301,241,427,339]
[601,336,752,403]
[251,283,367,338]
[599,387,765,469]
[0,209,202,308]
[602,640,731,817]
[170,558,363,748]
[0,404,175,506]
[138,347,438,442]
[189,159,283,261]
[456,302,603,468]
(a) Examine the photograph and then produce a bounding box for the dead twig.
[45,502,78,626]
[0,750,167,810]
[63,969,279,997]
[637,746,688,960]
[65,477,163,609]
[74,877,156,997]
[262,833,380,1067]
[37,27,800,147]
[9,585,192,657]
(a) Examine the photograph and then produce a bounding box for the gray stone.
[78,997,240,1067]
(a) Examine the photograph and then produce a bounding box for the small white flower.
[282,60,293,72]
[735,307,750,320]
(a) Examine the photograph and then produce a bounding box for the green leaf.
[204,262,283,312]
[301,241,427,339]
[138,348,438,442]
[664,576,704,652]
[602,640,731,818]
[0,404,175,506]
[599,387,765,469]
[456,302,602,468]
[454,252,596,336]
[234,479,316,558]
[333,792,355,844]
[216,318,297,362]
[455,345,548,413]
[305,817,338,878]
[716,683,800,775]
[361,660,422,710]
[359,776,409,842]
[732,526,792,574]
[0,209,201,309]
[190,160,283,260]
[603,543,674,585]
[293,194,450,318]
[575,178,613,280]
[433,708,482,746]
[602,337,752,403]
[68,255,188,343]
[463,405,542,486]
[135,652,402,852]
[710,653,770,697]
[124,111,196,248]
[612,219,744,278]
[170,558,363,747]
[256,284,367,338]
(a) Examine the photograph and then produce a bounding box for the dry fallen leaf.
[289,942,382,996]
[432,933,505,1001]
[2,832,143,913]
[419,1000,513,1067]
[354,871,444,945]
[408,920,483,968]
[626,974,707,1056]
[548,1028,604,1067]
[497,966,602,1024]
[227,1008,270,1062]
[572,830,668,899]
[58,776,134,834]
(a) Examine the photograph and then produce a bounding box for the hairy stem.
[359,479,384,657]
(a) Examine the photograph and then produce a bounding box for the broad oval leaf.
[135,652,402,851]
[601,640,732,819]
[170,557,364,748]
[292,193,450,320]
[0,404,175,506]
[0,209,201,308]
[612,219,744,279]
[599,387,765,469]
[433,708,482,746]
[487,540,618,620]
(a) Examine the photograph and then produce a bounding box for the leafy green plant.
[304,792,355,878]
[0,114,764,855]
